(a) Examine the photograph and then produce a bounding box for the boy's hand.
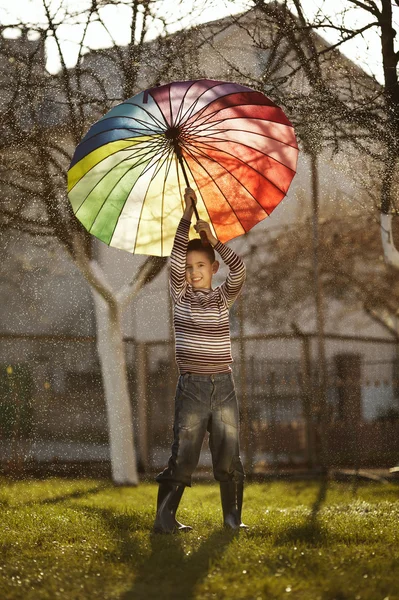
[184,187,197,208]
[194,219,218,246]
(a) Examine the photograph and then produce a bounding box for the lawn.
[1,477,398,600]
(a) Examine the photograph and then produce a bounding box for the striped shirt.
[170,217,246,374]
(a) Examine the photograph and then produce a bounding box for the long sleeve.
[169,217,190,303]
[215,241,246,308]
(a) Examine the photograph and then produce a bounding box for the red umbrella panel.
[68,79,298,256]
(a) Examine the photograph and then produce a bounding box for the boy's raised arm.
[169,188,196,303]
[215,242,246,308]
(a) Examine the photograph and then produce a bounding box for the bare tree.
[0,0,198,484]
[179,0,399,466]
[256,1,399,330]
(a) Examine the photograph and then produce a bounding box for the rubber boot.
[153,482,192,534]
[220,481,249,530]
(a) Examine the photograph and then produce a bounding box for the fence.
[1,332,398,475]
[138,333,399,472]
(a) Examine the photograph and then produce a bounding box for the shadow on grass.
[121,528,237,600]
[274,476,329,546]
[0,483,112,507]
[38,484,113,505]
[70,501,237,600]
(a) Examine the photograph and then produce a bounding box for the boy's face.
[185,250,219,289]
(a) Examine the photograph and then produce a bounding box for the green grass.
[1,477,398,600]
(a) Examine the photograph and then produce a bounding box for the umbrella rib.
[189,144,268,217]
[73,152,145,215]
[138,145,172,179]
[107,102,168,129]
[173,84,192,127]
[174,80,205,127]
[105,145,172,250]
[81,152,161,226]
[183,97,278,128]
[185,137,290,197]
[188,121,298,151]
[93,139,165,166]
[76,142,167,217]
[182,146,247,234]
[129,117,164,133]
[184,138,284,216]
[180,91,270,129]
[132,148,174,254]
[72,145,166,212]
[84,122,163,142]
[176,81,223,127]
[160,151,175,256]
[168,83,173,129]
[187,131,298,173]
[70,130,162,169]
[105,117,162,134]
[146,97,167,128]
[190,113,292,134]
[75,129,165,163]
[174,81,196,125]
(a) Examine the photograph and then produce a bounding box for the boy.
[153,187,248,533]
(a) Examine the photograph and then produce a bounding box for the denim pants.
[156,372,245,487]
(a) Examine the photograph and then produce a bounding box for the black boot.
[220,481,249,530]
[153,482,192,534]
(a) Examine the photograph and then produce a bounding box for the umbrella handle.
[190,200,210,247]
[199,229,210,246]
[188,202,206,245]
[178,153,210,247]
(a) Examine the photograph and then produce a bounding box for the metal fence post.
[334,352,362,469]
[238,292,250,471]
[300,334,316,469]
[136,341,149,472]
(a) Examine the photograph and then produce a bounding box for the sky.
[0,0,397,81]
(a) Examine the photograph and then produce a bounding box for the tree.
[248,1,399,316]
[0,0,198,484]
[183,0,399,465]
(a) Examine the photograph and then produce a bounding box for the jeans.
[156,372,245,487]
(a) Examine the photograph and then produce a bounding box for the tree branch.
[117,255,167,307]
[363,304,399,337]
[348,0,381,18]
[380,213,399,269]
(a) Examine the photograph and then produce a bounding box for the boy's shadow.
[120,527,238,600]
[73,503,238,600]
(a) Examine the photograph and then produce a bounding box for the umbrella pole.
[177,154,199,220]
[177,153,209,246]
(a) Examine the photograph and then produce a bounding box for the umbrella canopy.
[67,79,298,256]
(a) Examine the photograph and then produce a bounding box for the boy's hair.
[187,238,215,263]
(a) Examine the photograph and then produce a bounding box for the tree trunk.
[70,235,139,485]
[310,152,328,469]
[381,213,399,269]
[92,290,138,485]
[71,238,167,486]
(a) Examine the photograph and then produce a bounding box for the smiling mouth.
[192,278,202,282]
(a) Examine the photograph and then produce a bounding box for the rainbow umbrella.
[67,79,298,256]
